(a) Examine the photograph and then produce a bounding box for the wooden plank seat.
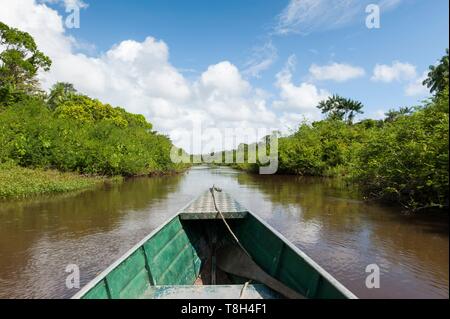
[180,190,248,220]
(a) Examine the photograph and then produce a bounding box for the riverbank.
[0,166,447,298]
[0,162,192,199]
[216,85,449,212]
[0,163,123,199]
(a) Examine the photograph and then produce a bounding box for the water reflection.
[0,174,188,298]
[234,173,449,299]
[0,166,448,299]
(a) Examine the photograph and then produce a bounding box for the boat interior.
[79,191,350,299]
[142,218,286,299]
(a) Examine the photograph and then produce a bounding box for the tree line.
[220,50,449,212]
[0,22,183,177]
[1,22,448,210]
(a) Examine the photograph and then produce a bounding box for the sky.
[0,0,448,152]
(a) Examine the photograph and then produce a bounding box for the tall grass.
[0,162,113,199]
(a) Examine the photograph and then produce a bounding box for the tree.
[317,95,364,124]
[0,21,52,104]
[48,82,77,110]
[384,107,414,123]
[423,49,449,95]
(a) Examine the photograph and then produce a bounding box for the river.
[0,166,448,299]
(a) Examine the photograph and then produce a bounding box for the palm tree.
[423,49,449,94]
[48,82,77,110]
[317,95,364,124]
[384,107,414,123]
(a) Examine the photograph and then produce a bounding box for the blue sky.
[66,0,448,111]
[0,0,448,151]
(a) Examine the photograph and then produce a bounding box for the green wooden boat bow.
[73,188,357,299]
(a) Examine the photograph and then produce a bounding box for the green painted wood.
[105,248,150,299]
[143,217,201,286]
[306,272,321,298]
[82,279,110,299]
[270,244,285,277]
[231,214,349,299]
[143,245,155,286]
[77,191,354,299]
[143,218,181,257]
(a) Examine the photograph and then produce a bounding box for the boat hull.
[73,192,356,299]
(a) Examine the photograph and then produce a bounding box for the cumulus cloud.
[309,63,365,82]
[371,61,431,97]
[0,0,286,153]
[5,0,360,153]
[368,109,388,120]
[200,61,250,97]
[405,71,429,97]
[371,61,417,83]
[273,55,330,120]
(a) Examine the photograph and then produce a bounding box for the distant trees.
[317,95,364,124]
[0,22,52,104]
[423,49,449,94]
[0,22,182,176]
[48,82,77,110]
[384,107,414,123]
[229,50,449,211]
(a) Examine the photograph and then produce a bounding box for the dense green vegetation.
[1,22,448,210]
[0,162,115,199]
[0,22,184,198]
[224,50,449,212]
[352,88,448,211]
[0,96,180,176]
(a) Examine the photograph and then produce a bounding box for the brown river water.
[0,166,448,299]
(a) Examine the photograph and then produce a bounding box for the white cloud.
[405,71,429,97]
[0,0,284,153]
[243,41,278,79]
[279,112,311,133]
[371,61,417,83]
[379,0,403,10]
[273,55,330,119]
[64,0,88,9]
[200,61,250,97]
[39,0,88,10]
[309,63,365,82]
[274,0,403,35]
[371,62,430,97]
[244,0,404,78]
[3,0,361,153]
[365,109,387,120]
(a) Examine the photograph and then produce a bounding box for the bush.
[277,120,372,176]
[352,90,449,210]
[0,96,181,176]
[225,90,448,211]
[0,161,106,199]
